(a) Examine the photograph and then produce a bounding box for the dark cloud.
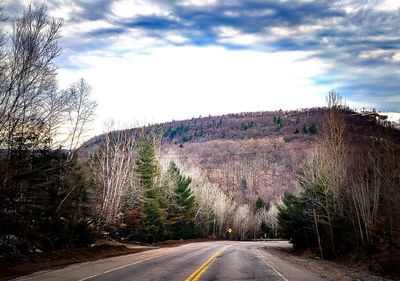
[72,0,114,21]
[119,16,179,30]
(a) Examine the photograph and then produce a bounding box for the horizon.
[2,0,400,137]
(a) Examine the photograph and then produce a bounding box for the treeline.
[278,92,400,275]
[118,108,325,146]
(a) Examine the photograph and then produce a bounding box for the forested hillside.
[82,109,323,204]
[82,107,396,210]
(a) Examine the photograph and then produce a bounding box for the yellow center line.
[185,245,229,281]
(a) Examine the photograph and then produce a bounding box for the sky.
[2,0,400,135]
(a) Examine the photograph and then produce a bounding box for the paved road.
[15,241,326,281]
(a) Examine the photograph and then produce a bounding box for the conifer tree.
[135,137,164,242]
[167,162,196,238]
[136,137,158,194]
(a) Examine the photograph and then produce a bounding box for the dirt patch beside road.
[0,243,150,281]
[261,243,397,281]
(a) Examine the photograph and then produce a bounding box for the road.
[14,241,326,281]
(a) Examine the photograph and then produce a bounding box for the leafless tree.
[65,79,97,157]
[0,4,62,150]
[0,7,7,95]
[42,89,73,148]
[298,151,330,257]
[347,137,400,247]
[233,204,251,240]
[257,204,279,238]
[92,123,139,228]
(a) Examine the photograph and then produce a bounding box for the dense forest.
[0,3,399,279]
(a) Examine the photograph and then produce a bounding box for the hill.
[80,108,398,207]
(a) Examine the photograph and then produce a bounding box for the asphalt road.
[15,241,326,281]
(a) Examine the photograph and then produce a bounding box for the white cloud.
[358,50,390,59]
[58,46,330,136]
[376,0,400,11]
[392,52,400,62]
[61,20,114,38]
[166,33,188,44]
[216,26,264,45]
[219,33,263,45]
[178,0,218,7]
[111,0,170,19]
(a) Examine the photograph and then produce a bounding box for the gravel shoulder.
[260,242,398,281]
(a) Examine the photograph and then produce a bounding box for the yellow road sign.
[228,228,232,233]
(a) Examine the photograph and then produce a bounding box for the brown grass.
[0,244,148,281]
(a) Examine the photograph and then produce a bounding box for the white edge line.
[79,243,222,281]
[253,249,289,281]
[78,251,177,281]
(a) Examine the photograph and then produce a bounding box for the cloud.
[57,46,330,134]
[1,0,399,113]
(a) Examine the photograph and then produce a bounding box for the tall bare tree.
[65,79,97,157]
[0,4,62,151]
[92,125,139,228]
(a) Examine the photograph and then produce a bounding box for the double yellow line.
[184,245,229,281]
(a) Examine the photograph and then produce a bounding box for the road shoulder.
[260,243,395,281]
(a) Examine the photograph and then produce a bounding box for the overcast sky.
[2,0,400,134]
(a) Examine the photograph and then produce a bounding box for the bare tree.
[257,204,279,238]
[298,151,330,257]
[42,89,73,148]
[0,7,7,95]
[65,79,97,156]
[322,91,347,195]
[0,4,62,150]
[233,204,251,240]
[92,124,139,228]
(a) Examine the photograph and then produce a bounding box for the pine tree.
[135,137,164,242]
[136,137,158,195]
[308,123,317,134]
[256,196,266,210]
[167,162,196,239]
[303,124,308,134]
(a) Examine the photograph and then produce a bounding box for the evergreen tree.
[135,137,164,242]
[277,192,314,250]
[275,117,283,130]
[303,124,308,133]
[167,162,196,239]
[308,123,317,134]
[136,137,158,194]
[255,196,267,210]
